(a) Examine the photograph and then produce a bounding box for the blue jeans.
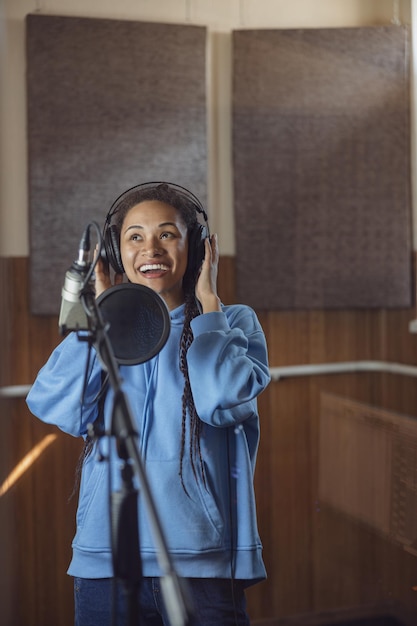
[74,576,250,626]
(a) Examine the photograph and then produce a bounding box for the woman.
[27,182,270,626]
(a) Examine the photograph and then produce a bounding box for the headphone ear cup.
[104,224,124,274]
[187,224,207,282]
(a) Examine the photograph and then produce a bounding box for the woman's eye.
[131,233,142,241]
[161,232,174,239]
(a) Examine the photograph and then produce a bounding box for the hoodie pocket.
[141,460,225,553]
[74,461,112,551]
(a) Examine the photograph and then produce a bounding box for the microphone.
[58,225,95,335]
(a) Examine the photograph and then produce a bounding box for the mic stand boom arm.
[81,289,192,626]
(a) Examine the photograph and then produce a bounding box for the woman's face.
[120,200,189,310]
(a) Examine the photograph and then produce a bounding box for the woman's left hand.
[195,234,221,313]
[94,245,123,298]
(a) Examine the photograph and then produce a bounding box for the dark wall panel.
[26,14,207,314]
[233,26,412,309]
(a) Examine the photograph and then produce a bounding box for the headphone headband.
[105,181,208,227]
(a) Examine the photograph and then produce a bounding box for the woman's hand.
[195,234,221,313]
[94,247,123,298]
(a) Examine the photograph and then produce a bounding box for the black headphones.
[102,182,210,284]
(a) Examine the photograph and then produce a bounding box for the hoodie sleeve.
[187,304,270,427]
[26,333,102,437]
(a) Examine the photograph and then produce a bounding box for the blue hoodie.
[26,303,270,585]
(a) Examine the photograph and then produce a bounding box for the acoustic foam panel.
[233,27,412,309]
[26,14,207,314]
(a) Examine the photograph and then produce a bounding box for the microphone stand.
[81,288,193,626]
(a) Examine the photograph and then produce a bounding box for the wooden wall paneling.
[383,308,417,364]
[1,257,81,625]
[217,255,237,305]
[10,410,80,626]
[313,384,386,610]
[313,465,417,619]
[310,374,417,622]
[377,370,417,416]
[246,300,417,621]
[251,308,380,618]
[266,310,312,367]
[0,399,18,626]
[10,257,61,382]
[1,259,21,624]
[28,417,79,626]
[3,257,417,624]
[306,311,327,364]
[269,377,315,615]
[246,382,275,619]
[321,310,372,362]
[0,257,13,387]
[11,259,32,383]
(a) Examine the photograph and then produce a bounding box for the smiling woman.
[26,181,271,626]
[111,201,190,310]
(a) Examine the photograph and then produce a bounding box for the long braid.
[179,290,206,493]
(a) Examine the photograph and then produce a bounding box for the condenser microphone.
[59,225,95,335]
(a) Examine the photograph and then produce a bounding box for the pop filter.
[96,283,170,365]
